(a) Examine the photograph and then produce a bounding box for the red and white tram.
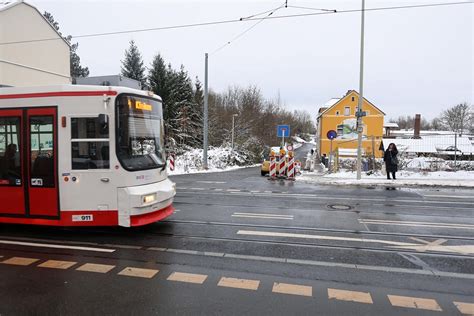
[0,85,175,227]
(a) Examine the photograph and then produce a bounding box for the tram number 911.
[72,215,94,222]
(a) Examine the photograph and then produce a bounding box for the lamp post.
[356,0,366,180]
[231,114,238,150]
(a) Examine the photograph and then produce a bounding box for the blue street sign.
[277,125,290,138]
[327,130,337,140]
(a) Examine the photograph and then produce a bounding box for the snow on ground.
[168,146,257,175]
[292,136,306,143]
[299,169,474,188]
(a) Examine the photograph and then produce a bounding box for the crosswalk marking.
[167,272,208,284]
[38,260,77,269]
[388,295,442,311]
[454,301,474,315]
[118,267,159,279]
[1,257,39,266]
[76,263,115,273]
[328,288,373,304]
[272,282,312,297]
[217,277,260,290]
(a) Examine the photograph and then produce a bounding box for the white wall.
[0,3,71,86]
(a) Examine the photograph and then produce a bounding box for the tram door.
[0,107,59,217]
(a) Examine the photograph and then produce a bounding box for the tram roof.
[0,84,162,102]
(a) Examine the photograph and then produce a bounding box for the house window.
[335,111,340,116]
[344,107,350,116]
[337,125,343,136]
[365,110,370,116]
[351,96,355,102]
[71,117,110,170]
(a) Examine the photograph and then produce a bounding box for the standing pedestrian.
[384,143,399,180]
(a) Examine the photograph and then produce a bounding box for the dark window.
[71,117,109,170]
[30,116,55,187]
[337,125,344,136]
[352,96,355,102]
[0,117,22,186]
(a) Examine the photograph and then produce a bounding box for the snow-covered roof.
[384,122,399,128]
[383,135,474,154]
[324,98,340,107]
[0,1,22,12]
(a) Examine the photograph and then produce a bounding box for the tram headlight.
[142,194,156,204]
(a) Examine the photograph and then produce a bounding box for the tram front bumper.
[117,178,176,227]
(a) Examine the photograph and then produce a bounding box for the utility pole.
[203,53,209,169]
[356,0,366,180]
[231,114,238,150]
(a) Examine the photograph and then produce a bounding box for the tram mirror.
[98,114,109,134]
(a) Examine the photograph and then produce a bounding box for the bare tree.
[440,102,473,136]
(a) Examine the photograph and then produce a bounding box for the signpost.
[327,130,337,173]
[277,125,290,147]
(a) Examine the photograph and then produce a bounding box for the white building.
[0,1,71,86]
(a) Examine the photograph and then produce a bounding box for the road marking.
[214,189,223,191]
[227,189,241,192]
[190,187,205,190]
[1,257,39,266]
[167,272,208,284]
[387,295,442,311]
[359,219,474,230]
[232,212,293,220]
[217,277,260,290]
[272,282,312,297]
[76,263,115,273]
[328,288,373,304]
[0,239,115,253]
[453,301,474,315]
[424,194,474,199]
[197,181,226,184]
[250,190,260,193]
[38,260,77,269]
[118,267,159,279]
[236,230,418,247]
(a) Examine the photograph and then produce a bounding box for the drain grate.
[328,204,352,210]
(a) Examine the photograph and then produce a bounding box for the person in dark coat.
[383,143,398,180]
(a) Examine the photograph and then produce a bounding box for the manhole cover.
[328,204,352,210]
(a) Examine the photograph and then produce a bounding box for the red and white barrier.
[278,153,286,178]
[168,153,175,171]
[287,155,295,180]
[269,156,277,179]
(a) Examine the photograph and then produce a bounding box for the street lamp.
[231,114,238,150]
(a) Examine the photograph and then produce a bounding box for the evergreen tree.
[43,12,89,79]
[121,40,146,89]
[148,54,168,100]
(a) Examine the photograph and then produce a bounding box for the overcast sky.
[30,0,473,121]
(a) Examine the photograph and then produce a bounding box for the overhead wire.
[210,1,287,55]
[0,1,471,46]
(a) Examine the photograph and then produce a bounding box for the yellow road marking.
[217,277,260,290]
[167,272,208,284]
[38,260,77,269]
[118,267,159,279]
[1,257,39,266]
[272,282,312,297]
[76,263,115,273]
[328,288,373,304]
[454,301,474,315]
[388,295,442,311]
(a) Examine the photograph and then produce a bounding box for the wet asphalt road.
[1,143,474,315]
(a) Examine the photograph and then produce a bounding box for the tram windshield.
[116,95,165,171]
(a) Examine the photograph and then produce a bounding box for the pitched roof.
[0,1,70,47]
[317,90,386,118]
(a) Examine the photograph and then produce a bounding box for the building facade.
[0,1,71,86]
[316,90,385,158]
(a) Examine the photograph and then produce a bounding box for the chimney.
[414,114,421,139]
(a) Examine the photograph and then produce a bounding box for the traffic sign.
[277,125,290,138]
[287,145,293,151]
[327,130,337,140]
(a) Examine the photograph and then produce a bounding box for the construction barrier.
[269,154,277,180]
[278,148,286,178]
[287,152,295,180]
[168,152,175,171]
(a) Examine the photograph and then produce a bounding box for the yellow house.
[316,90,385,158]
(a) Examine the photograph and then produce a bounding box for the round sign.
[287,145,293,151]
[327,130,337,140]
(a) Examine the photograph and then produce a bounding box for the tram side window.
[0,117,21,186]
[30,116,55,187]
[71,117,109,170]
